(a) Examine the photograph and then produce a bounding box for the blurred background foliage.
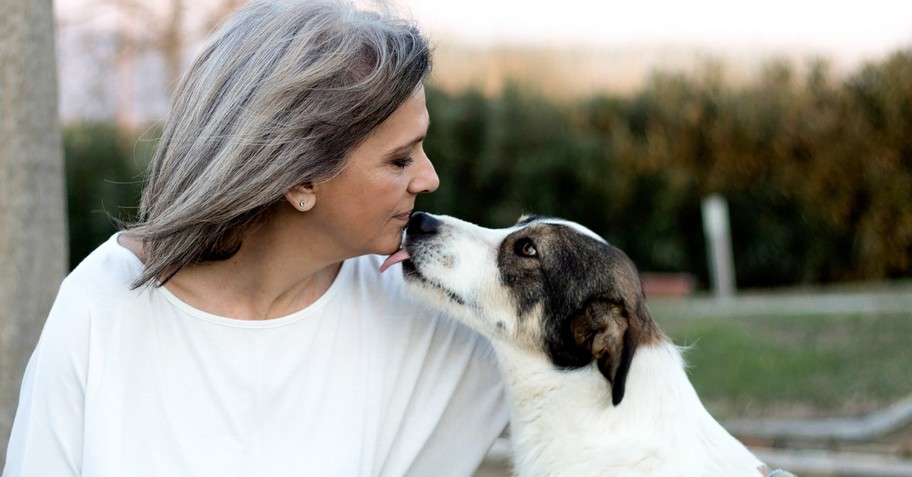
[63,122,156,267]
[65,50,912,290]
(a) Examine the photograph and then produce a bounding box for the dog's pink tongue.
[380,248,410,273]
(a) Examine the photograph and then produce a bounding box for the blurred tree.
[59,0,247,130]
[63,122,150,268]
[421,84,608,228]
[0,0,67,465]
[58,49,912,288]
[841,52,912,278]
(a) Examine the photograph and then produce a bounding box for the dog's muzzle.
[406,212,442,238]
[379,212,443,273]
[401,212,442,272]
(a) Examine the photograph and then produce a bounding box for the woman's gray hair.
[128,0,432,288]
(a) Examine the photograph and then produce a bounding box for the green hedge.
[63,122,153,268]
[420,51,912,287]
[64,50,912,288]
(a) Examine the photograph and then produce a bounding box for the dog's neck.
[493,339,764,476]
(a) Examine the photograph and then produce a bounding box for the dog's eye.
[515,238,538,258]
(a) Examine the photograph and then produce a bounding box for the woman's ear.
[284,183,316,212]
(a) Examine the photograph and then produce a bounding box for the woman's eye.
[515,238,537,258]
[392,157,414,169]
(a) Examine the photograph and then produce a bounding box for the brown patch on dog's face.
[498,217,664,405]
[403,212,664,405]
[497,223,563,318]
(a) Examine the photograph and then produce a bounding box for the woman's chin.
[370,232,405,257]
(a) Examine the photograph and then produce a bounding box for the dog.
[381,212,787,477]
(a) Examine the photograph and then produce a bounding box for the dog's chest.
[496,344,765,476]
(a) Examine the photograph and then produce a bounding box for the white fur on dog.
[402,214,767,477]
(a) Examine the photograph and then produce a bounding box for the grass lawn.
[649,309,912,420]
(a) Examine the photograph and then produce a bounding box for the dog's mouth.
[379,248,411,273]
[379,214,472,307]
[410,270,468,306]
[383,246,468,307]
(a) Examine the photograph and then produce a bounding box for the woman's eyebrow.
[384,133,426,157]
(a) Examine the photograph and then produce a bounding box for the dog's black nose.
[407,212,441,236]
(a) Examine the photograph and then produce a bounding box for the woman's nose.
[409,152,439,194]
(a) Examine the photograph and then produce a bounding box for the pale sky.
[53,0,912,121]
[403,0,912,62]
[56,0,912,63]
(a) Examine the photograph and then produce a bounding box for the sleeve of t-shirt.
[402,324,508,477]
[390,312,510,477]
[3,277,91,477]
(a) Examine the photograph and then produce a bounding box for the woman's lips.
[380,210,413,272]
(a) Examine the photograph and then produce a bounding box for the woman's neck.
[121,208,344,321]
[164,253,341,321]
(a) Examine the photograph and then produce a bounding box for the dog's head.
[392,212,663,405]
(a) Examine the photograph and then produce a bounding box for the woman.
[3,1,507,475]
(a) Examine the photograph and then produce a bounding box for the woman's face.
[309,86,439,258]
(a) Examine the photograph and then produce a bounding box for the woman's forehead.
[362,87,429,152]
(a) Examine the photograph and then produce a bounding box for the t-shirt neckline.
[111,232,351,329]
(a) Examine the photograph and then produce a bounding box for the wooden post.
[702,195,736,298]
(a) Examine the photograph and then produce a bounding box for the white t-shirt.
[4,234,508,477]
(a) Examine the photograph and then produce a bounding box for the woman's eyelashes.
[391,156,414,170]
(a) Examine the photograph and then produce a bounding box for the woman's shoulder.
[339,254,438,311]
[61,233,145,302]
[38,234,146,354]
[343,254,406,290]
[340,254,494,348]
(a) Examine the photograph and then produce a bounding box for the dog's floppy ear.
[570,299,638,406]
